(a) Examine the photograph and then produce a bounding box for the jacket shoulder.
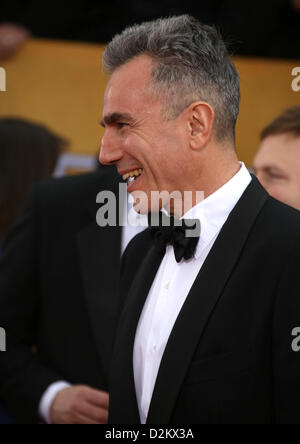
[30,167,120,220]
[251,195,300,261]
[37,167,120,203]
[261,197,300,237]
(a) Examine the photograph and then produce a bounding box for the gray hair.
[103,15,240,143]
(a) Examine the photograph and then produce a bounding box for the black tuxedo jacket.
[109,177,300,424]
[0,167,122,423]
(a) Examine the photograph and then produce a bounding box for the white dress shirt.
[39,196,146,424]
[133,163,252,424]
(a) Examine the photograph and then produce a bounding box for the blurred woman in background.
[0,118,67,253]
[0,118,66,423]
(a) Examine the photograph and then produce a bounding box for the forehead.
[255,133,300,169]
[103,55,157,116]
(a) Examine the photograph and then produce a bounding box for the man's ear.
[187,102,215,150]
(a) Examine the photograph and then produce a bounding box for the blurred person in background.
[291,0,300,12]
[0,118,65,250]
[0,133,145,423]
[253,106,300,211]
[0,23,29,61]
[0,118,65,424]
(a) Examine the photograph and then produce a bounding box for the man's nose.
[99,132,123,166]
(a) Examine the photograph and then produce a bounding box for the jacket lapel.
[147,177,269,423]
[109,245,165,424]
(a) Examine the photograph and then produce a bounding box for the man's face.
[100,55,192,213]
[253,133,300,210]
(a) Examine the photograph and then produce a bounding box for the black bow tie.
[149,212,201,263]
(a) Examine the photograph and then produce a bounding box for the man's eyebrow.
[253,164,286,176]
[263,165,285,174]
[100,112,134,128]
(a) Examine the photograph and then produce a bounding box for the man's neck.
[167,158,242,218]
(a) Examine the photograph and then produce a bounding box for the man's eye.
[117,122,128,128]
[267,172,285,181]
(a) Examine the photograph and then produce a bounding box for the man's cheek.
[274,185,298,209]
[267,185,285,203]
[290,185,300,211]
[123,134,139,154]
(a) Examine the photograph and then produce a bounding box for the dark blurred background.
[1,0,300,59]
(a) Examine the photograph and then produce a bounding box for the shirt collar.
[182,162,252,259]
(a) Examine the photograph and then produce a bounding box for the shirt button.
[153,346,157,352]
[165,282,170,290]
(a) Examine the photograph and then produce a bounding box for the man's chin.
[130,189,166,214]
[132,199,150,215]
[132,198,161,215]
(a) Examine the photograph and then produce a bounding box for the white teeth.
[122,169,143,181]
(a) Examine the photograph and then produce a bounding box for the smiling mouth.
[122,169,143,185]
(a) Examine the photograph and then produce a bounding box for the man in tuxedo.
[100,15,300,424]
[0,166,145,424]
